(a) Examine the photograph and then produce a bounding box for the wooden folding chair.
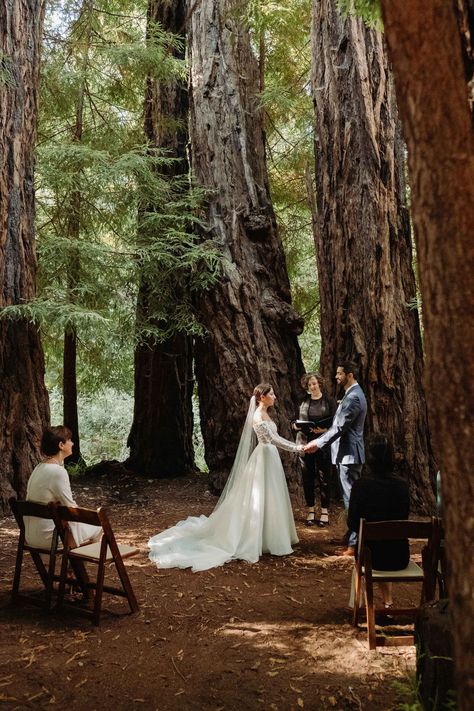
[55,505,140,625]
[352,517,442,649]
[9,499,63,610]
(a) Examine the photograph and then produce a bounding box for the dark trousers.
[300,451,331,508]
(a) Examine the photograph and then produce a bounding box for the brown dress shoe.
[335,546,355,557]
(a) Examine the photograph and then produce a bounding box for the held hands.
[303,440,319,453]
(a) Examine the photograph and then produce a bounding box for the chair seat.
[69,542,139,562]
[25,543,64,554]
[371,560,423,578]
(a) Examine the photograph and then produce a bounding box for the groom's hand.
[303,441,318,453]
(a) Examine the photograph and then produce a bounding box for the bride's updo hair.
[253,383,272,405]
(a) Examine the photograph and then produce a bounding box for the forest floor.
[0,472,422,711]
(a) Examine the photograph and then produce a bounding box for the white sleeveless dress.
[148,413,299,572]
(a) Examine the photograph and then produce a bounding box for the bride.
[148,383,304,571]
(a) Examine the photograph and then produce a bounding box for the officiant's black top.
[299,394,336,442]
[348,475,410,570]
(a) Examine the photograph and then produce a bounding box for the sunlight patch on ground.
[217,619,416,677]
[2,526,20,540]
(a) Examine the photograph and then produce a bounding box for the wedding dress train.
[148,401,299,572]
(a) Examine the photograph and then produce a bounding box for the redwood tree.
[311,0,435,509]
[61,0,94,465]
[0,0,49,508]
[188,0,304,489]
[126,0,195,477]
[379,1,474,706]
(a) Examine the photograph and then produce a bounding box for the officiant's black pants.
[300,451,331,508]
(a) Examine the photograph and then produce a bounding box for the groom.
[303,361,367,556]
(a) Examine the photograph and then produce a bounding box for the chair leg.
[57,546,70,609]
[93,559,106,625]
[11,541,25,601]
[30,551,49,586]
[46,528,63,610]
[365,574,377,650]
[45,533,59,610]
[352,568,361,627]
[113,557,139,614]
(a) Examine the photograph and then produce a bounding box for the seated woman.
[26,426,101,548]
[347,432,410,607]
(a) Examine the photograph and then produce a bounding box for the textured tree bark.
[63,326,81,462]
[63,80,86,464]
[379,1,474,707]
[126,0,195,477]
[455,0,474,109]
[188,0,304,490]
[0,0,50,509]
[311,0,435,509]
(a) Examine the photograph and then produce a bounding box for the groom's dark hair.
[339,360,359,380]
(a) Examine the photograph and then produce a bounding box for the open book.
[294,417,333,433]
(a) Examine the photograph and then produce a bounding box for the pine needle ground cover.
[0,473,419,710]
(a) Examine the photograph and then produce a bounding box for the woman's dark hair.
[41,426,72,457]
[300,371,328,394]
[253,383,273,405]
[366,432,394,477]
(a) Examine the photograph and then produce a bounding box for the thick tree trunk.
[455,0,474,108]
[63,193,82,463]
[188,0,304,490]
[61,2,91,464]
[126,0,195,477]
[311,0,435,510]
[379,1,474,707]
[0,0,50,509]
[63,327,81,463]
[127,330,194,477]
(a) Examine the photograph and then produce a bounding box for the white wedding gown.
[148,410,299,572]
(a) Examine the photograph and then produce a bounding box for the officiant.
[293,372,336,527]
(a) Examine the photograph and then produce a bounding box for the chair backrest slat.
[12,499,56,521]
[56,505,102,527]
[362,520,433,541]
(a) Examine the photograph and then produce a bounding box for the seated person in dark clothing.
[348,433,410,607]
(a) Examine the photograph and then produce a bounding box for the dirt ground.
[0,472,421,711]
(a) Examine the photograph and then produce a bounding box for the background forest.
[1,0,474,706]
[1,0,438,502]
[36,0,317,467]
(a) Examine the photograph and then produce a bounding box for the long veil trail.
[214,395,257,511]
[147,393,297,571]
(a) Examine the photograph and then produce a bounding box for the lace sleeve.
[253,420,300,453]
